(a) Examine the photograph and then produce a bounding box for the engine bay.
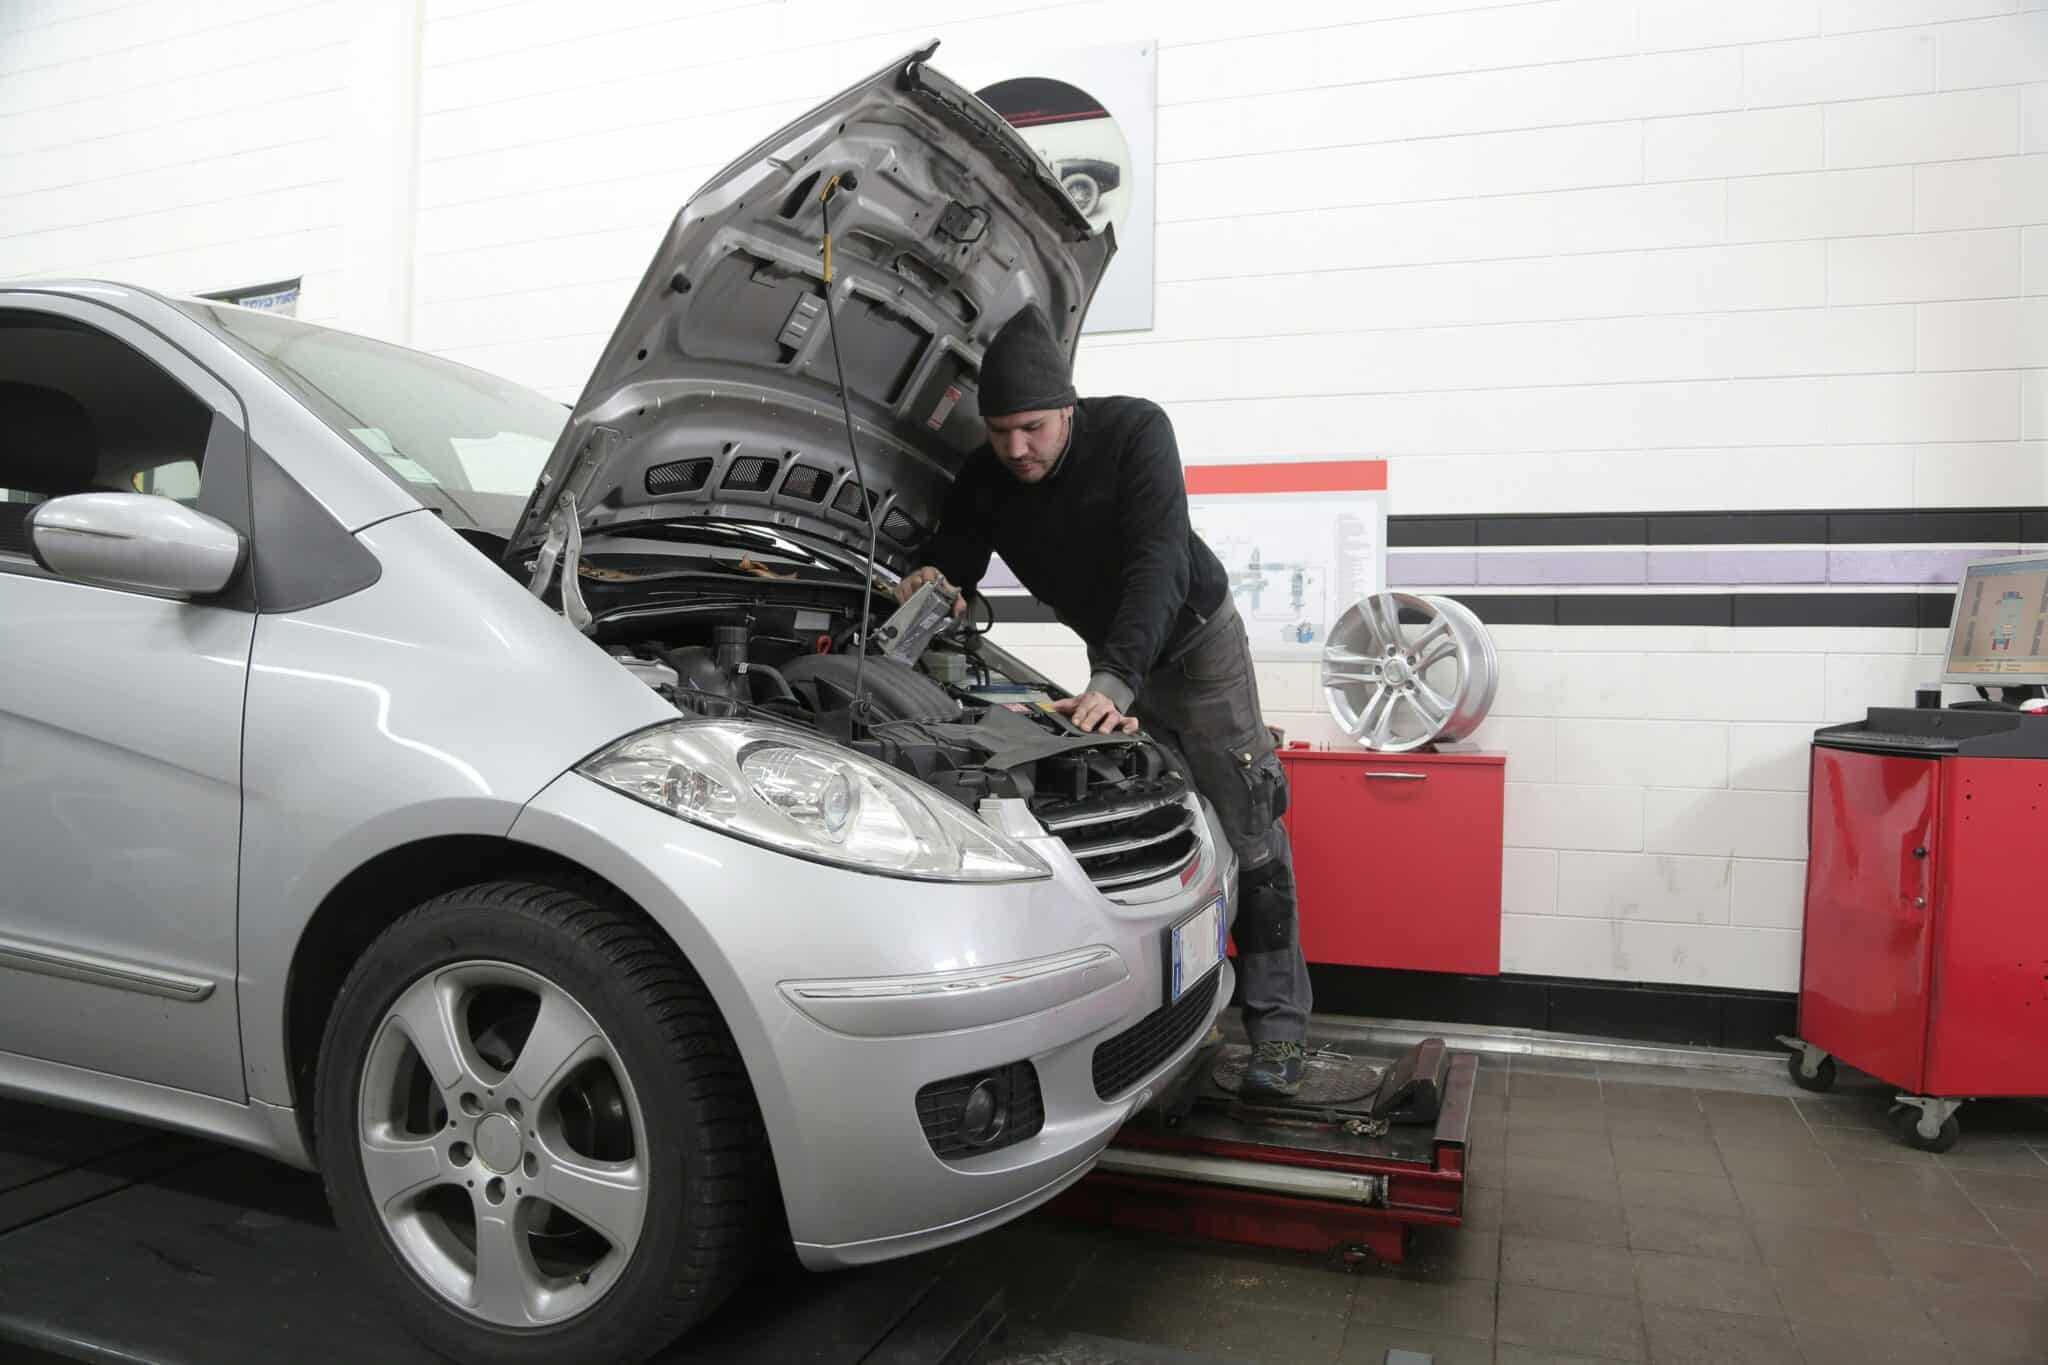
[505,517,1204,890]
[605,611,1182,806]
[554,536,1197,891]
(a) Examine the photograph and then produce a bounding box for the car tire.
[1061,171,1100,217]
[314,880,772,1365]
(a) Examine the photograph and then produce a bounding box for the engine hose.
[742,663,797,702]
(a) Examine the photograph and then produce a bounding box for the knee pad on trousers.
[1233,856,1297,956]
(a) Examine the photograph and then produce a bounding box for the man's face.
[985,407,1072,483]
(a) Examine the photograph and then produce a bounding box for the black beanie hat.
[978,305,1077,417]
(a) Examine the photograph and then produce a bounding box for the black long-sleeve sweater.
[919,396,1228,709]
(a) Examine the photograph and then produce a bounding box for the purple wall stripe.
[1647,549,1829,584]
[1389,545,2028,589]
[1476,551,1648,585]
[1825,547,2019,584]
[1384,551,1477,585]
[983,556,1023,591]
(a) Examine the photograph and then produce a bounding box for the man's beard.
[998,410,1072,484]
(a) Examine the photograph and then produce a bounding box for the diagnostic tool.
[873,577,960,665]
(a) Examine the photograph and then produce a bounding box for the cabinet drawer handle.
[1364,771,1429,780]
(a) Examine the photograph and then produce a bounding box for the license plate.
[1167,896,1226,1004]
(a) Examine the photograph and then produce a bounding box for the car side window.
[0,311,216,560]
[127,457,202,503]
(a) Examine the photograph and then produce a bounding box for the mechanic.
[896,306,1313,1100]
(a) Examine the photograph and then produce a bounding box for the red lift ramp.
[1048,1037,1477,1265]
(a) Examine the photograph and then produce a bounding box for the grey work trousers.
[1131,602,1313,1044]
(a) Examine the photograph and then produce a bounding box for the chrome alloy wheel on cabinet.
[1322,592,1499,751]
[357,960,647,1328]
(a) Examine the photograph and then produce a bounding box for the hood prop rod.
[528,489,594,634]
[819,170,881,738]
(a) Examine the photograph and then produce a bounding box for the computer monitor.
[1942,554,2048,686]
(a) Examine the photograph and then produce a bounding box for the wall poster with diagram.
[1184,462,1389,660]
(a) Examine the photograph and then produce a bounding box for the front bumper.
[509,773,1237,1268]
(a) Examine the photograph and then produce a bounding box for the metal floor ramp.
[0,1099,1000,1365]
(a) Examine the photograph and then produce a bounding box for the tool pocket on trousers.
[1216,746,1288,858]
[1256,750,1290,825]
[1240,750,1288,834]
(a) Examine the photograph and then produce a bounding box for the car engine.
[579,552,1203,895]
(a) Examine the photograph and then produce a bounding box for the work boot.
[1240,1040,1305,1100]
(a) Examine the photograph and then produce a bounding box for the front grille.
[1091,970,1219,1100]
[644,457,711,495]
[1034,758,1200,894]
[915,1062,1044,1159]
[1051,797,1201,892]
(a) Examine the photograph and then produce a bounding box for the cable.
[818,172,883,732]
[960,589,996,637]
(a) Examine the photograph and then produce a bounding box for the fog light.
[917,1063,1042,1158]
[961,1077,1007,1146]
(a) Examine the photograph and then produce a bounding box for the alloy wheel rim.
[357,959,649,1329]
[1322,592,1499,751]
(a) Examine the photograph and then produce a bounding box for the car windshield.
[178,301,567,531]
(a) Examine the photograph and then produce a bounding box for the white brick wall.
[4,0,2045,994]
[1557,851,1732,923]
[0,0,446,337]
[1731,857,1810,930]
[1916,153,2048,230]
[1727,165,1916,239]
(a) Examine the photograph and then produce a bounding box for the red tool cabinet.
[1278,746,1506,975]
[1788,707,2048,1149]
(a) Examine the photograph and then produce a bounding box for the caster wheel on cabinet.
[1895,1108,1961,1153]
[1787,1052,1837,1093]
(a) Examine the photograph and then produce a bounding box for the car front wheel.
[315,880,771,1364]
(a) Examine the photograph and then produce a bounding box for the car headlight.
[577,720,1052,883]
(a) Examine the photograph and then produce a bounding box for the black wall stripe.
[1390,506,2048,549]
[1444,592,1957,629]
[1646,512,1828,545]
[993,596,1061,623]
[1474,515,1646,547]
[1829,510,2025,543]
[1390,517,1479,548]
[1557,594,1738,627]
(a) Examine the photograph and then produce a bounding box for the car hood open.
[505,42,1115,574]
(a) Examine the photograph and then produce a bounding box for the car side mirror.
[29,493,246,599]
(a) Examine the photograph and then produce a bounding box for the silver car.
[0,46,1234,1365]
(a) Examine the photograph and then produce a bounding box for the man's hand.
[1052,691,1140,735]
[896,565,969,618]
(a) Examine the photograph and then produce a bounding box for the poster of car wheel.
[957,42,1157,334]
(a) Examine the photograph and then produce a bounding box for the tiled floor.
[968,1050,2048,1365]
